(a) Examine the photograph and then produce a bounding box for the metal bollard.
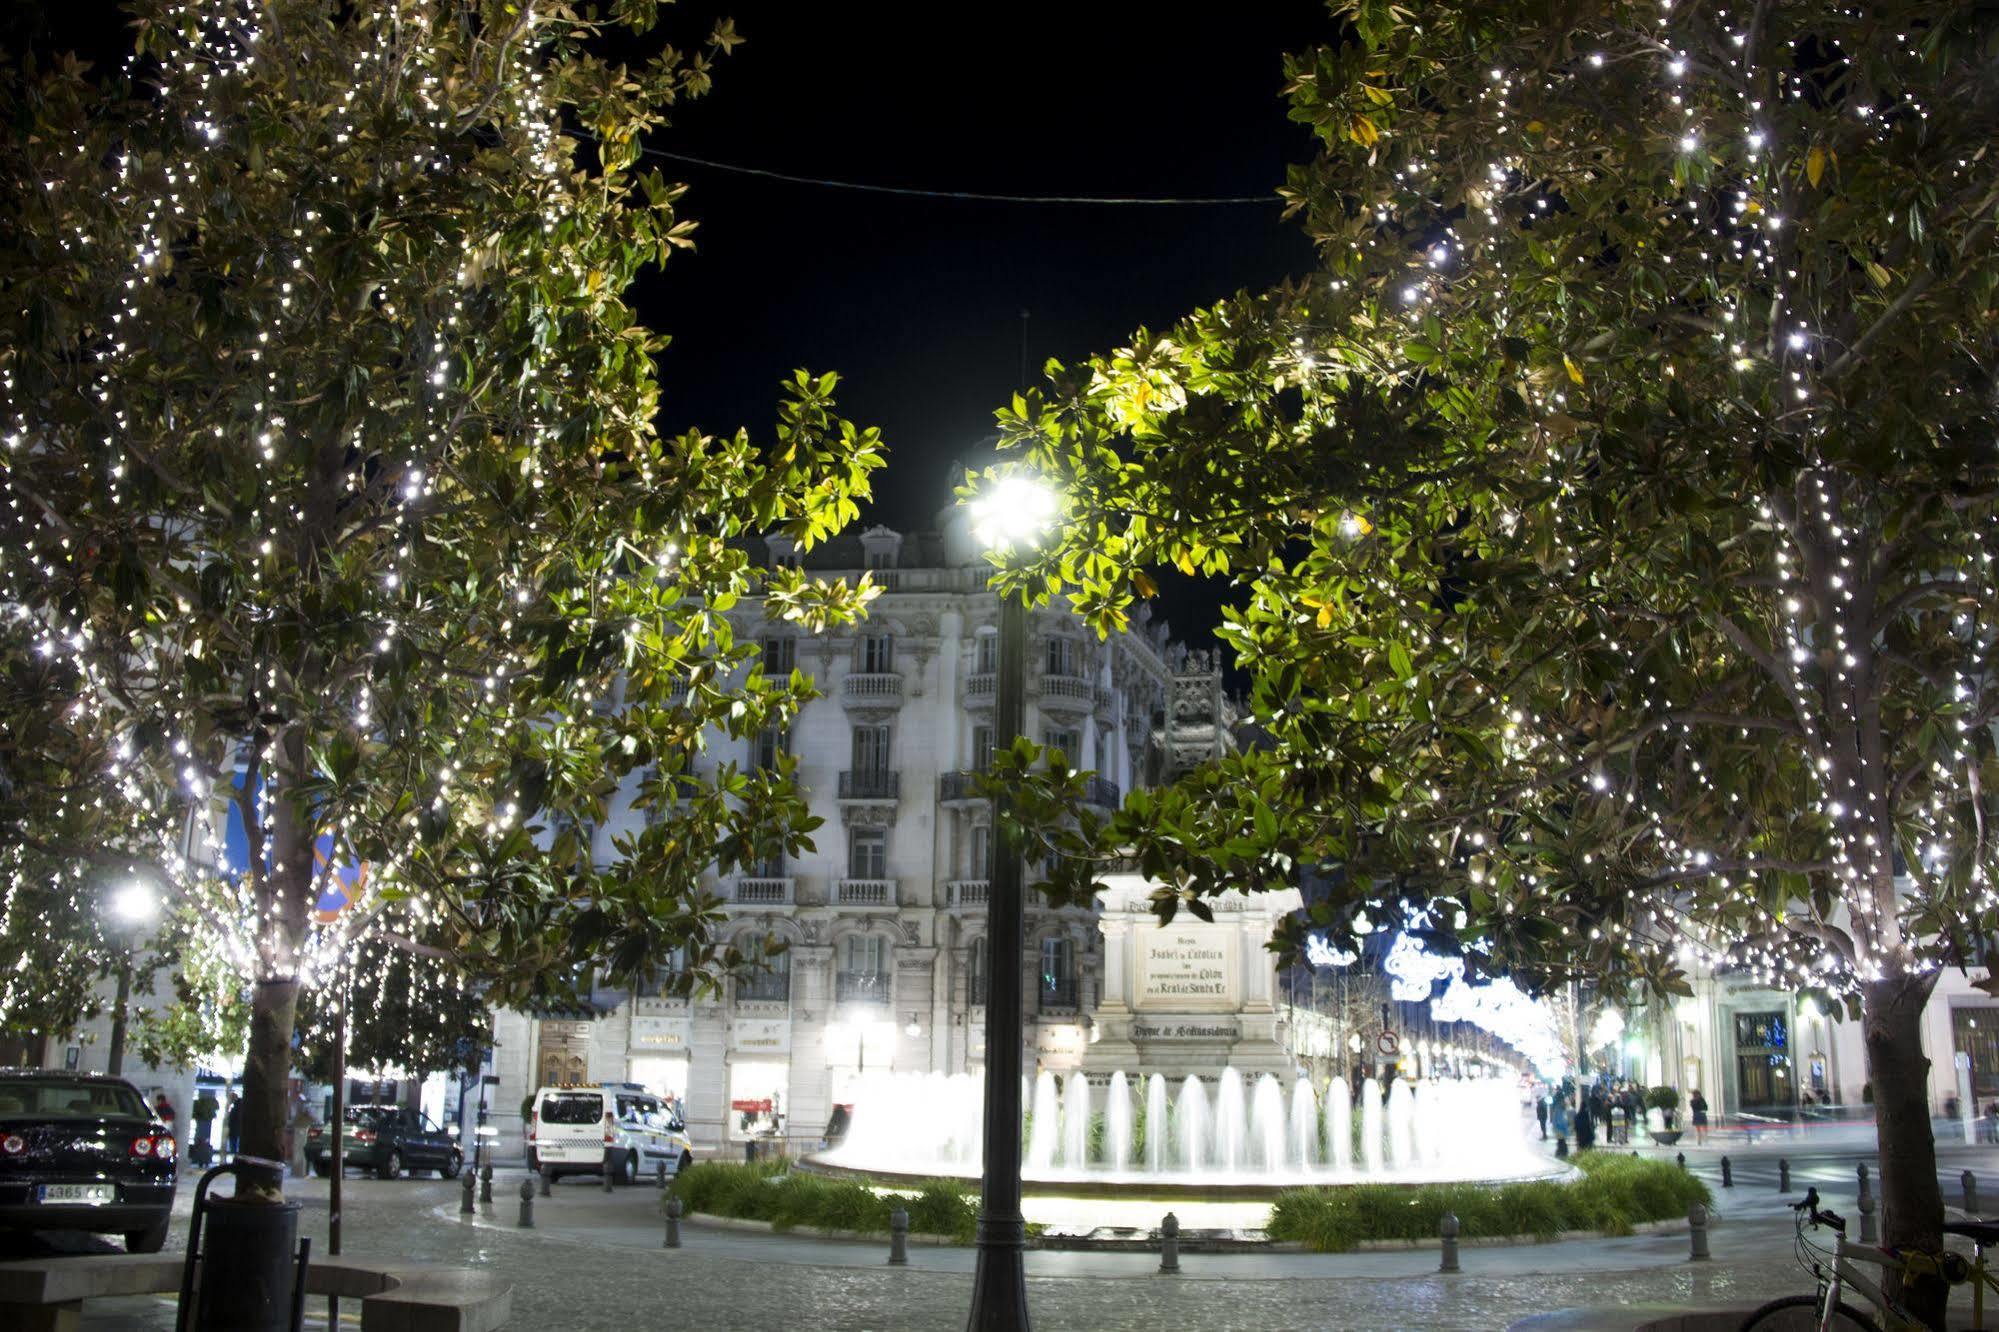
[1689,1203,1711,1261]
[480,1159,494,1204]
[459,1168,476,1215]
[656,1161,667,1189]
[1721,1156,1733,1188]
[663,1195,683,1249]
[517,1178,535,1229]
[539,1168,552,1198]
[1439,1211,1461,1274]
[1676,1152,1687,1171]
[888,1206,909,1266]
[1858,1171,1878,1245]
[1966,1169,1981,1215]
[1778,1158,1790,1193]
[1158,1212,1181,1274]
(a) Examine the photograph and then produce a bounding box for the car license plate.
[39,1183,116,1205]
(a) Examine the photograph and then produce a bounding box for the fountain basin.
[797,1154,1576,1201]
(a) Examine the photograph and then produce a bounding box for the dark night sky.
[25,2,1332,641]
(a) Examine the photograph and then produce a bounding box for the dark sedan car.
[0,1070,177,1253]
[304,1104,461,1179]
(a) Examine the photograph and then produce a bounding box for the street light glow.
[967,473,1059,552]
[108,880,159,927]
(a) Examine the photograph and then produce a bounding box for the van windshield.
[540,1092,605,1125]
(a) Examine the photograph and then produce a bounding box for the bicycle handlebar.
[1790,1188,1846,1234]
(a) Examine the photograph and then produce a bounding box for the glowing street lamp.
[103,879,160,1076]
[964,470,1056,1331]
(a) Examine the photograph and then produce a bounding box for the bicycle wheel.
[1738,1294,1883,1331]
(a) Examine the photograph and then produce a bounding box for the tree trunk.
[238,976,300,1202]
[1861,969,1947,1329]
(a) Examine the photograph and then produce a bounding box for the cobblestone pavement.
[47,1139,1999,1330]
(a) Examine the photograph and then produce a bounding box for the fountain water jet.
[1144,1074,1168,1174]
[1105,1072,1133,1172]
[1326,1076,1352,1173]
[1386,1079,1415,1167]
[1215,1068,1247,1172]
[1175,1075,1209,1172]
[1360,1077,1385,1173]
[1027,1071,1059,1171]
[1250,1074,1287,1172]
[1062,1073,1093,1169]
[1289,1078,1320,1169]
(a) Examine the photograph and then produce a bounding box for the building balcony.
[939,769,989,805]
[1039,977,1080,1012]
[835,971,891,1005]
[1083,776,1122,809]
[833,877,898,908]
[944,879,990,910]
[963,672,996,708]
[837,770,900,801]
[841,672,905,712]
[736,971,791,1003]
[726,876,795,907]
[1037,674,1096,713]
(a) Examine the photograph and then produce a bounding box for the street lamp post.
[104,880,159,1076]
[964,474,1057,1332]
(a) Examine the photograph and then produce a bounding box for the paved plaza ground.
[19,1129,1999,1329]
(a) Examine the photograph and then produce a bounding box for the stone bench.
[0,1252,511,1332]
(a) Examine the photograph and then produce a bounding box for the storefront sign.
[731,1018,791,1055]
[1133,924,1238,1012]
[1128,1020,1241,1042]
[630,1016,692,1051]
[1036,1024,1086,1056]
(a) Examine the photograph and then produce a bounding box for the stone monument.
[1081,871,1303,1080]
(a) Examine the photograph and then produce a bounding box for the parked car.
[527,1083,692,1184]
[0,1069,177,1253]
[305,1104,461,1180]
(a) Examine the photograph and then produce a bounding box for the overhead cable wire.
[634,144,1281,206]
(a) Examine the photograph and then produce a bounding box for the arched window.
[967,944,988,1007]
[737,939,790,1003]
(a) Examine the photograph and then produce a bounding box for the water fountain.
[816,1067,1562,1196]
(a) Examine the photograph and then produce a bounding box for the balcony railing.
[939,770,989,804]
[727,876,795,906]
[835,971,891,1005]
[837,769,900,800]
[1039,976,1080,1011]
[841,673,905,708]
[1038,674,1095,709]
[833,877,897,907]
[737,970,791,1002]
[1083,776,1122,809]
[944,879,990,909]
[964,672,996,705]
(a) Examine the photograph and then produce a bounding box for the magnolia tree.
[0,0,881,1200]
[994,0,1999,1308]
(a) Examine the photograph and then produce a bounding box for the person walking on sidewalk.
[1551,1096,1572,1158]
[1536,1093,1549,1140]
[1689,1088,1710,1146]
[224,1092,242,1161]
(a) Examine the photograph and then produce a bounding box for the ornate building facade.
[486,512,1237,1154]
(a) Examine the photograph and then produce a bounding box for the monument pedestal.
[1082,875,1302,1082]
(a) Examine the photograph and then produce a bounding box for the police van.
[527,1082,693,1184]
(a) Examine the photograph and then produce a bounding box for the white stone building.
[486,513,1237,1156]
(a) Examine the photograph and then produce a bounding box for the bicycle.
[1738,1187,1998,1331]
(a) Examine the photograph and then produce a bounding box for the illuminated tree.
[1,0,881,1201]
[1000,2,1998,1311]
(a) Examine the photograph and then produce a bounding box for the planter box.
[1650,1129,1684,1146]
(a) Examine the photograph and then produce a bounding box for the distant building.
[487,511,1237,1154]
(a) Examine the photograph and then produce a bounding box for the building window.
[967,946,988,1006]
[837,935,889,1005]
[971,724,994,773]
[746,849,785,879]
[846,934,886,974]
[636,948,689,997]
[1039,936,1077,1010]
[860,633,895,674]
[1732,1010,1795,1110]
[762,636,796,675]
[1045,636,1078,678]
[866,547,898,573]
[975,632,998,674]
[968,824,992,878]
[851,724,893,776]
[1042,727,1081,762]
[752,726,787,772]
[848,826,888,880]
[738,940,790,1003]
[1955,1009,1999,1099]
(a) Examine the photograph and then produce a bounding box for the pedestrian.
[151,1091,177,1161]
[224,1091,242,1160]
[1551,1097,1572,1158]
[1575,1097,1596,1152]
[1536,1093,1549,1141]
[1689,1087,1709,1146]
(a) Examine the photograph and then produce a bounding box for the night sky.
[21,2,1333,642]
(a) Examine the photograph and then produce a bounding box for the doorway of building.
[1733,1010,1796,1110]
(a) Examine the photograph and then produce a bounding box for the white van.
[527,1082,693,1184]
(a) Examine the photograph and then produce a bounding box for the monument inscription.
[1134,924,1239,1013]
